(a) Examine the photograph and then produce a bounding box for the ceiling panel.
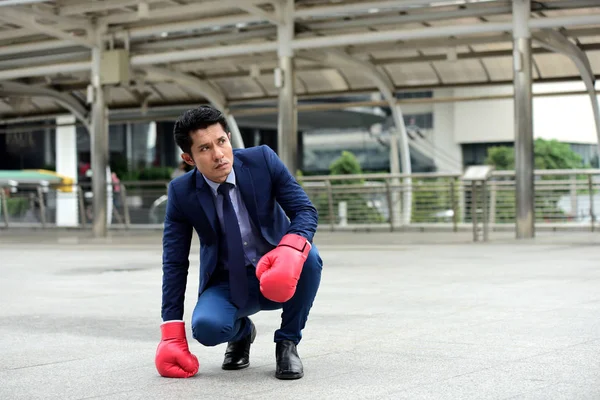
[432,59,488,83]
[336,67,378,90]
[254,74,278,96]
[385,62,440,86]
[297,69,350,93]
[213,77,265,99]
[584,50,600,75]
[481,56,515,81]
[534,53,581,78]
[151,82,195,101]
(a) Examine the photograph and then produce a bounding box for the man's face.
[181,123,233,183]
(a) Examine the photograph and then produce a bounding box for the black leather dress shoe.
[222,319,256,370]
[275,340,304,380]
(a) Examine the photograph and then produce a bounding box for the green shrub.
[327,151,385,224]
[5,197,29,217]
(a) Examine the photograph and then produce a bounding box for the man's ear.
[181,152,195,166]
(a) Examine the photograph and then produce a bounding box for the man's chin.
[215,166,232,178]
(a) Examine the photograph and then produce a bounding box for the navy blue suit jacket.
[161,145,319,321]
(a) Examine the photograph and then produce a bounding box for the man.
[155,105,322,380]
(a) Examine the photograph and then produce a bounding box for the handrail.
[1,169,598,236]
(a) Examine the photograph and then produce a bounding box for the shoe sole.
[222,363,250,371]
[275,371,304,380]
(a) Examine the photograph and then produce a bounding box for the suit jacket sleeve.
[161,181,193,321]
[262,145,318,243]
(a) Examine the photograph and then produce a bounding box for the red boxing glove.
[256,233,311,303]
[155,321,199,378]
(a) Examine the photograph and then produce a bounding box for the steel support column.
[276,0,298,174]
[224,114,244,148]
[513,0,535,239]
[310,49,412,225]
[143,67,244,148]
[534,30,600,158]
[90,30,109,238]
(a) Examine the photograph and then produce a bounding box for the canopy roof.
[0,0,599,123]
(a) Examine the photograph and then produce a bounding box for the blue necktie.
[217,183,248,308]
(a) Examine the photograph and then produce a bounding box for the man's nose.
[213,147,224,160]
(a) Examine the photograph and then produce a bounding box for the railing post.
[489,180,497,224]
[325,180,335,232]
[77,184,87,228]
[121,184,131,229]
[459,180,466,224]
[385,178,394,232]
[1,187,9,228]
[449,177,457,233]
[37,185,47,228]
[482,179,489,242]
[472,181,478,242]
[570,174,577,220]
[589,175,595,232]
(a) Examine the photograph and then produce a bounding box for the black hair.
[173,105,229,154]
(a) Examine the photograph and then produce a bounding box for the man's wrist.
[280,233,311,252]
[161,320,184,325]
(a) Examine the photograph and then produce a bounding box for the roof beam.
[0,81,89,127]
[124,15,260,39]
[59,0,164,16]
[132,28,274,52]
[99,1,244,25]
[130,41,278,65]
[0,0,50,6]
[294,0,445,19]
[12,5,90,29]
[0,50,88,69]
[0,27,38,41]
[0,61,90,81]
[5,40,598,85]
[1,13,599,81]
[0,8,93,47]
[0,39,82,56]
[142,67,227,107]
[534,29,600,155]
[234,2,281,25]
[129,13,600,65]
[141,66,245,148]
[293,14,600,50]
[3,83,598,127]
[304,5,513,31]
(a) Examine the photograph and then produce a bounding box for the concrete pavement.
[0,230,599,399]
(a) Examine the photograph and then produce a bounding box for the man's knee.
[191,315,232,347]
[302,247,323,276]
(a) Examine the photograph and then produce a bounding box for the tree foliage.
[310,151,385,225]
[484,139,586,223]
[485,139,584,170]
[328,151,364,185]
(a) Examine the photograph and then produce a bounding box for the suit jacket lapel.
[233,158,261,230]
[194,170,218,235]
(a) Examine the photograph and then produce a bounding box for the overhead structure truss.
[0,0,598,118]
[1,0,600,238]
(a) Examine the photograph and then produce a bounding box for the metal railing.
[1,169,599,234]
